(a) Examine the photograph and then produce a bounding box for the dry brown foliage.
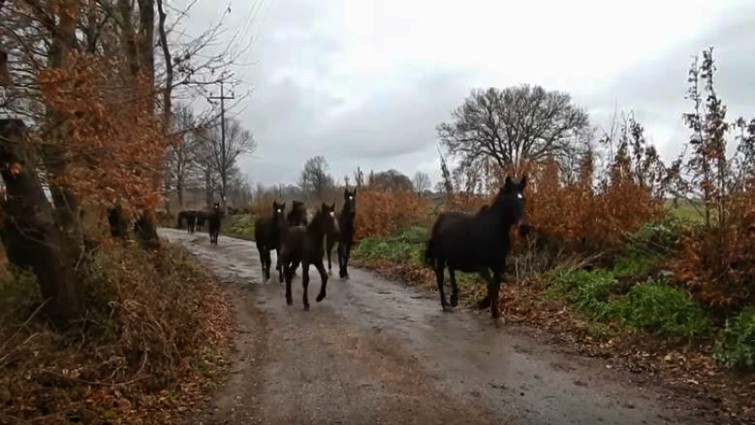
[353,189,429,240]
[0,244,232,424]
[36,51,168,218]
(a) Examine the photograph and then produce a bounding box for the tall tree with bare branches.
[438,85,590,178]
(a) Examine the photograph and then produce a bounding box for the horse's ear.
[331,202,336,210]
[520,174,527,189]
[321,202,327,211]
[503,175,513,190]
[344,188,348,197]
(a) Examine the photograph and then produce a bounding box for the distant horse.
[254,201,287,281]
[325,188,357,278]
[196,210,209,231]
[177,210,197,234]
[287,200,308,226]
[208,202,222,245]
[279,202,339,310]
[424,175,529,320]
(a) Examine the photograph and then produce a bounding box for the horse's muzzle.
[517,222,530,237]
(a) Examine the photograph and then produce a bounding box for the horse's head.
[212,202,221,213]
[272,200,286,227]
[289,200,307,225]
[319,201,340,236]
[496,174,529,236]
[343,187,357,216]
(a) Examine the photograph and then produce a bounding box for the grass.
[220,214,255,240]
[713,307,755,370]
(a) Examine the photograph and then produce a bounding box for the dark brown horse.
[424,175,528,321]
[325,188,357,278]
[208,202,221,245]
[177,210,197,233]
[254,201,286,281]
[278,202,339,310]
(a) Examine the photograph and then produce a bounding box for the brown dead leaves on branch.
[36,51,169,217]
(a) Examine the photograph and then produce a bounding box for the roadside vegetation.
[0,0,245,422]
[202,46,752,422]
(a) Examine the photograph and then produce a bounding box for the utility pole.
[209,81,234,214]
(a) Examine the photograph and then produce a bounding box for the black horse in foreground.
[208,202,221,245]
[254,201,287,281]
[326,188,357,278]
[424,175,529,321]
[278,202,339,310]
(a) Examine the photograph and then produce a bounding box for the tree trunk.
[176,175,184,207]
[0,120,82,328]
[44,0,85,265]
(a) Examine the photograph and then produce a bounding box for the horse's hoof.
[303,304,310,311]
[442,305,455,313]
[474,298,491,310]
[450,296,458,307]
[286,297,293,306]
[316,293,325,302]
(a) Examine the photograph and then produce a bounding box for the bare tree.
[164,102,203,208]
[368,169,414,192]
[196,117,255,208]
[413,171,431,195]
[438,85,590,176]
[299,155,334,199]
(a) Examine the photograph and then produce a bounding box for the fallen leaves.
[0,245,233,424]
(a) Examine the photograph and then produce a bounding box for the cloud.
[177,0,755,187]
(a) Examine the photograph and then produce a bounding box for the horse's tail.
[423,239,436,267]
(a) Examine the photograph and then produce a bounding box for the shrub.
[622,280,711,341]
[713,307,755,370]
[354,189,429,240]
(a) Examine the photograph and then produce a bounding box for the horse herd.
[253,188,357,310]
[174,175,529,322]
[177,202,222,245]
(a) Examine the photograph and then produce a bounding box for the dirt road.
[160,228,703,425]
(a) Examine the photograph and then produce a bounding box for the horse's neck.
[476,204,514,236]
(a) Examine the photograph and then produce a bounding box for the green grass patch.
[545,265,712,342]
[622,280,711,341]
[220,214,255,240]
[713,307,755,370]
[352,227,426,264]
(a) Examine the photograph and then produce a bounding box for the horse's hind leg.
[449,267,459,307]
[301,263,311,311]
[434,259,448,311]
[474,268,494,310]
[342,242,352,279]
[314,260,328,303]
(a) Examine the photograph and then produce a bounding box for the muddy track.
[160,228,704,425]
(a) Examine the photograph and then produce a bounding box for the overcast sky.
[179,0,755,188]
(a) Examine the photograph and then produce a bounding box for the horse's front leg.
[490,268,503,321]
[314,260,329,302]
[448,267,459,307]
[275,248,284,283]
[301,262,311,311]
[326,239,334,276]
[284,260,294,306]
[342,241,352,279]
